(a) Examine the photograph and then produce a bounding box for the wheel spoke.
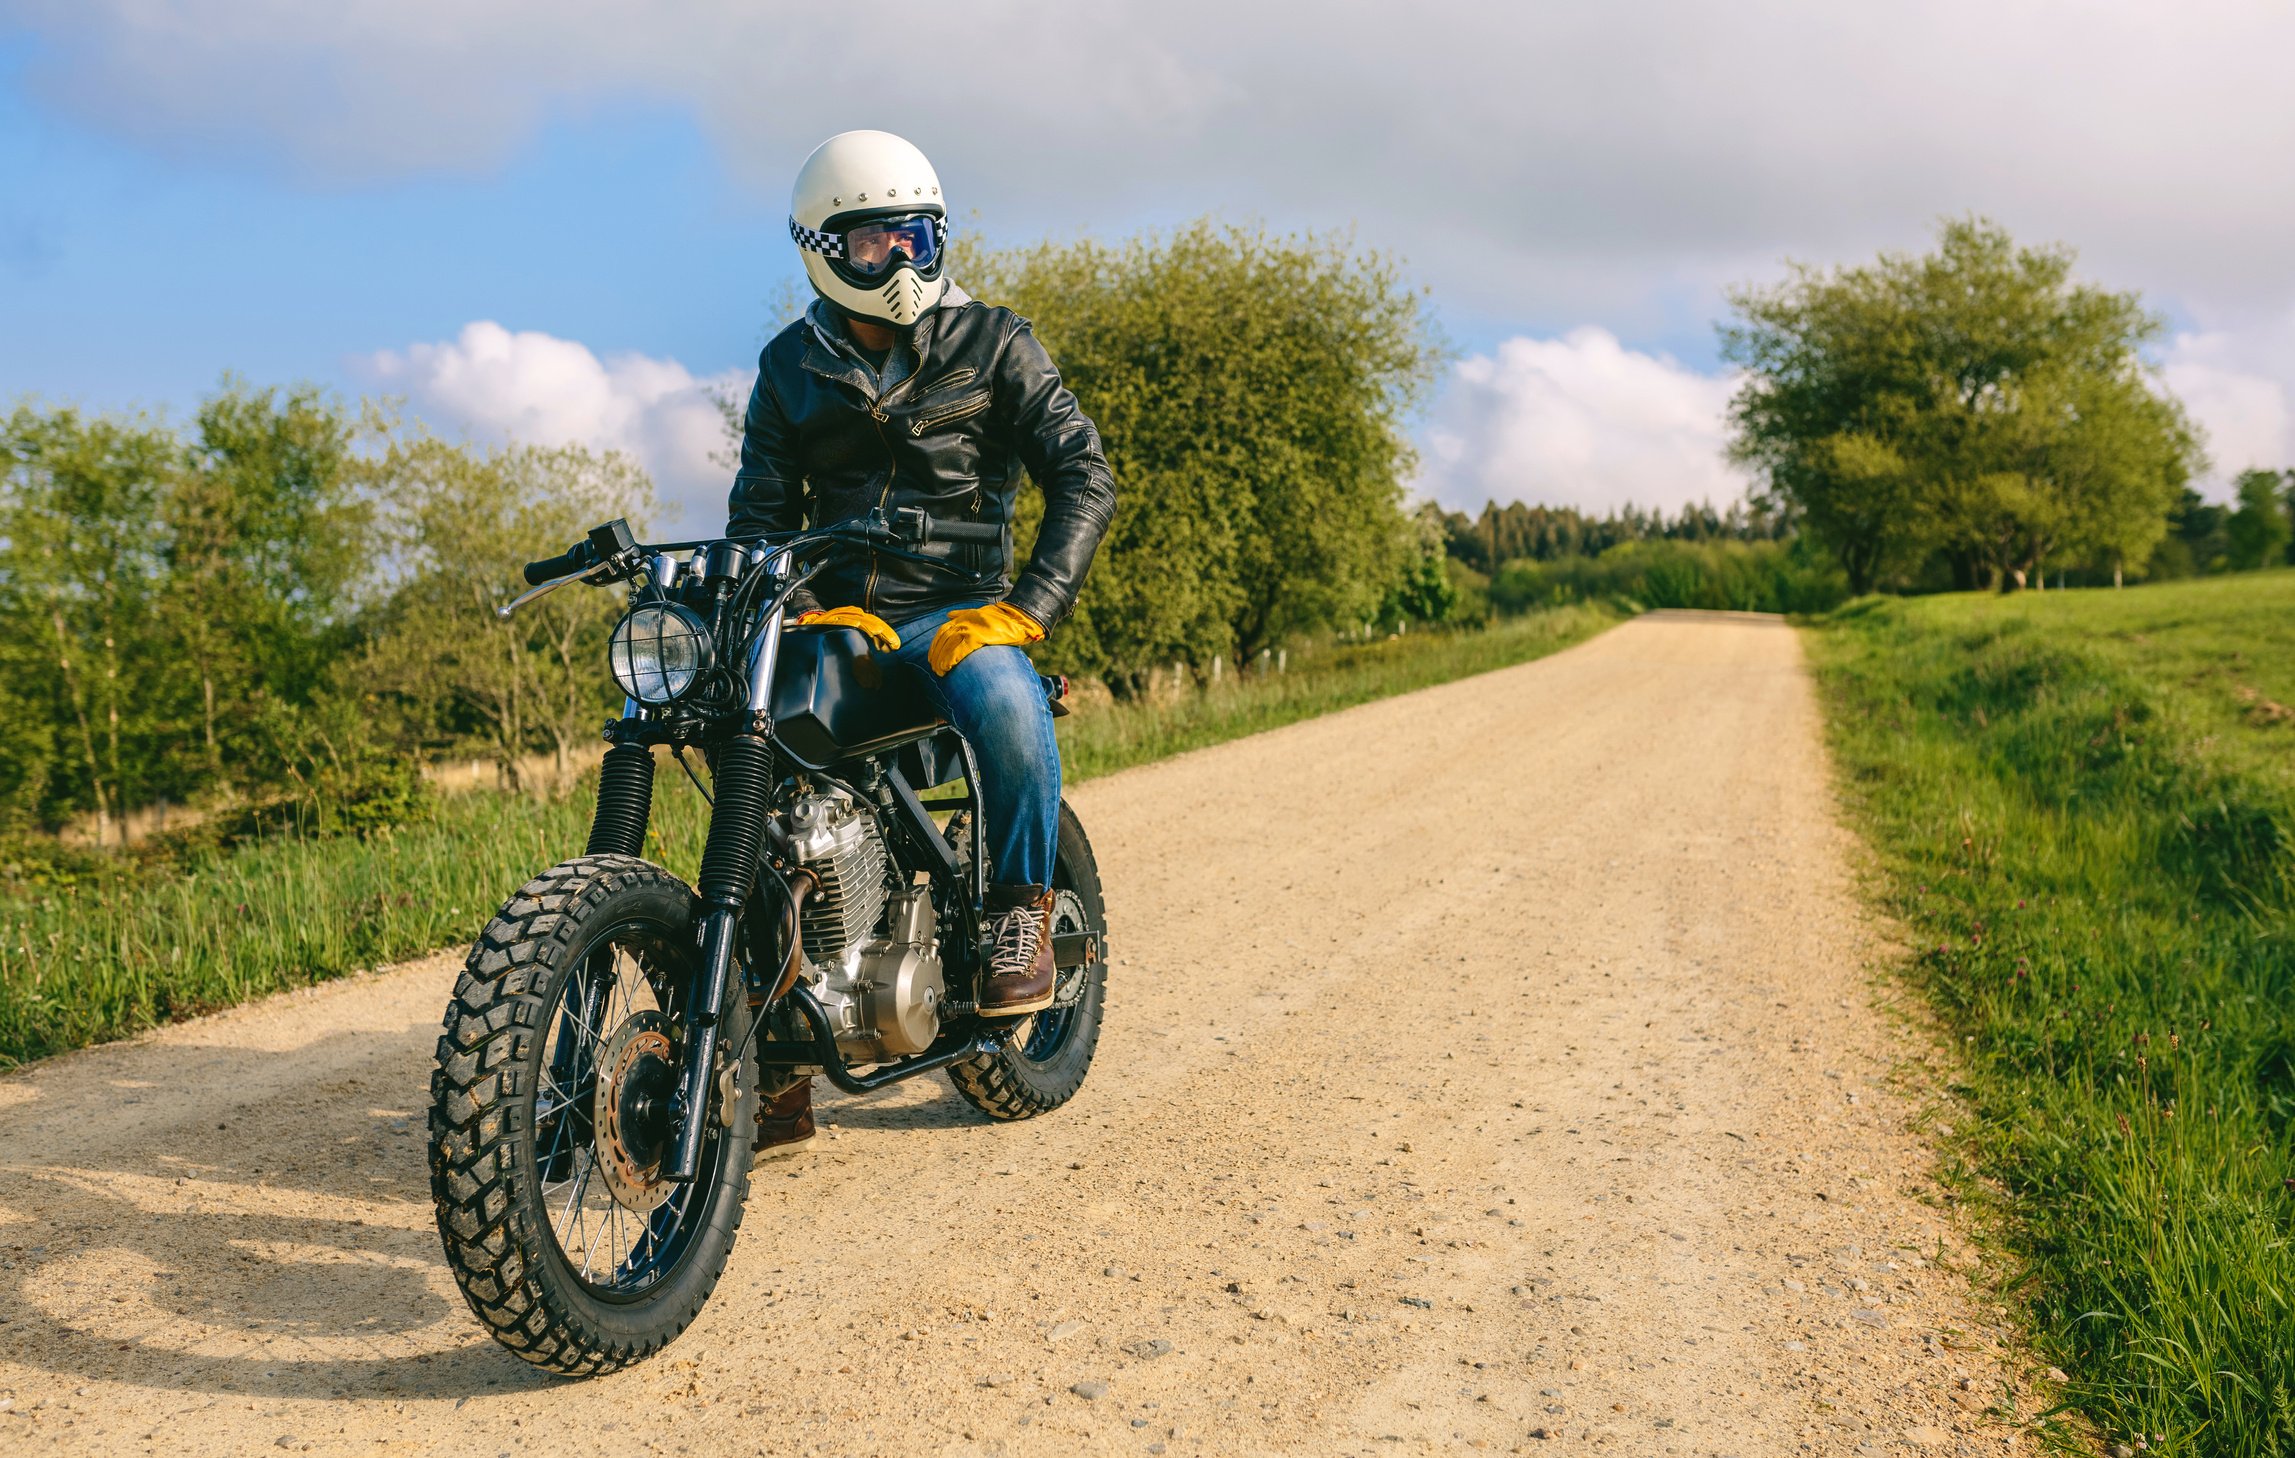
[555,1148,594,1246]
[577,1184,603,1280]
[525,926,721,1296]
[538,1100,572,1171]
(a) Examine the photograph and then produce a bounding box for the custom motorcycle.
[427,511,1107,1375]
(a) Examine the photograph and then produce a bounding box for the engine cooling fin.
[797,811,889,962]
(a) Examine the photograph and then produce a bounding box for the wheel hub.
[593,1010,679,1214]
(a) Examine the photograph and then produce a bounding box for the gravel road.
[0,613,2034,1456]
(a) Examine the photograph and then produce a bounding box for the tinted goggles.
[789,211,945,281]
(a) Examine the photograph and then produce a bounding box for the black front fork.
[665,731,777,1183]
[586,739,656,857]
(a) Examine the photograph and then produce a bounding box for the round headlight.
[610,604,714,705]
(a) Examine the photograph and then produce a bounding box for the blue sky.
[5,4,2292,531]
[1,32,1670,404]
[2,54,794,406]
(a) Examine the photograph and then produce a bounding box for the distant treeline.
[2153,473,2295,579]
[1424,217,2295,613]
[1424,473,2295,620]
[1423,499,1844,617]
[1435,497,1793,576]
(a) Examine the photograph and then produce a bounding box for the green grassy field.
[0,601,1618,1068]
[1808,571,2295,1458]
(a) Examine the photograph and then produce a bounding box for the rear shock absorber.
[666,732,776,1182]
[585,740,656,857]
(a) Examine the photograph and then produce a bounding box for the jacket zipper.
[861,366,929,610]
[908,389,994,436]
[861,417,897,610]
[915,366,976,396]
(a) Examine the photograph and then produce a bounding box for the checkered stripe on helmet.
[788,217,845,259]
[788,214,947,261]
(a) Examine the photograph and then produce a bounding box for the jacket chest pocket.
[909,388,993,436]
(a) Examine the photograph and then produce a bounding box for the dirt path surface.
[1,615,2033,1457]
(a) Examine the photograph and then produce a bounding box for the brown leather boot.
[752,1076,815,1162]
[978,887,1056,1018]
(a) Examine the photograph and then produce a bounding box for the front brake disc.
[593,1009,678,1214]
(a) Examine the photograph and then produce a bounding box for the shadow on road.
[0,1025,545,1401]
[816,1076,991,1133]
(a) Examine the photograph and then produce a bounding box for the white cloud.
[18,3,2295,464]
[362,322,744,534]
[1415,328,1745,517]
[2162,313,2295,499]
[9,2,2295,325]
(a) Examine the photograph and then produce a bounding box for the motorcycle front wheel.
[429,854,755,1376]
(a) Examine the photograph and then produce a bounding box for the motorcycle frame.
[594,530,1019,1179]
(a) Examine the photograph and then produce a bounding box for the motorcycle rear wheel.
[429,854,755,1376]
[949,802,1108,1121]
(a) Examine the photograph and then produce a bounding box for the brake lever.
[496,567,594,619]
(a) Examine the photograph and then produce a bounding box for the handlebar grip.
[925,519,1005,546]
[522,543,596,585]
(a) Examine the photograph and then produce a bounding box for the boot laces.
[988,902,1044,978]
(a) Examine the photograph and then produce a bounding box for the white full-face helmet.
[787,130,948,327]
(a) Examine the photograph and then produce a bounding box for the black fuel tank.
[768,628,943,768]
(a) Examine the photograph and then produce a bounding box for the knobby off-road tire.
[949,802,1109,1121]
[428,854,756,1377]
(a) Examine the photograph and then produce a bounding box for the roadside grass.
[1055,601,1619,779]
[0,601,1619,1067]
[1807,570,2295,1458]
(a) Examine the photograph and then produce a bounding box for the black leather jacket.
[729,292,1116,629]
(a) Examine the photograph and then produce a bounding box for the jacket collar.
[799,282,973,394]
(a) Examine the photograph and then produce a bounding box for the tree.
[0,391,656,838]
[2286,473,2295,567]
[155,380,372,793]
[1382,503,1460,626]
[2226,468,2293,571]
[362,436,652,782]
[1724,219,2199,594]
[2147,488,2230,579]
[0,404,174,839]
[957,221,1444,691]
[0,392,387,836]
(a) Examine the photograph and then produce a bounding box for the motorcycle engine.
[784,788,945,1062]
[787,788,889,964]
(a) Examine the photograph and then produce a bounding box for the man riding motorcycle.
[729,130,1116,1153]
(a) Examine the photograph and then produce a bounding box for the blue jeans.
[883,601,1060,890]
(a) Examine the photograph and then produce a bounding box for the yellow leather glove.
[793,606,900,652]
[928,602,1045,676]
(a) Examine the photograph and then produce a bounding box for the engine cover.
[807,888,945,1063]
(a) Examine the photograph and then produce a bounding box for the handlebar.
[512,510,997,608]
[909,517,1003,547]
[522,542,598,586]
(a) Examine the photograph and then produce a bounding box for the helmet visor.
[839,213,941,280]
